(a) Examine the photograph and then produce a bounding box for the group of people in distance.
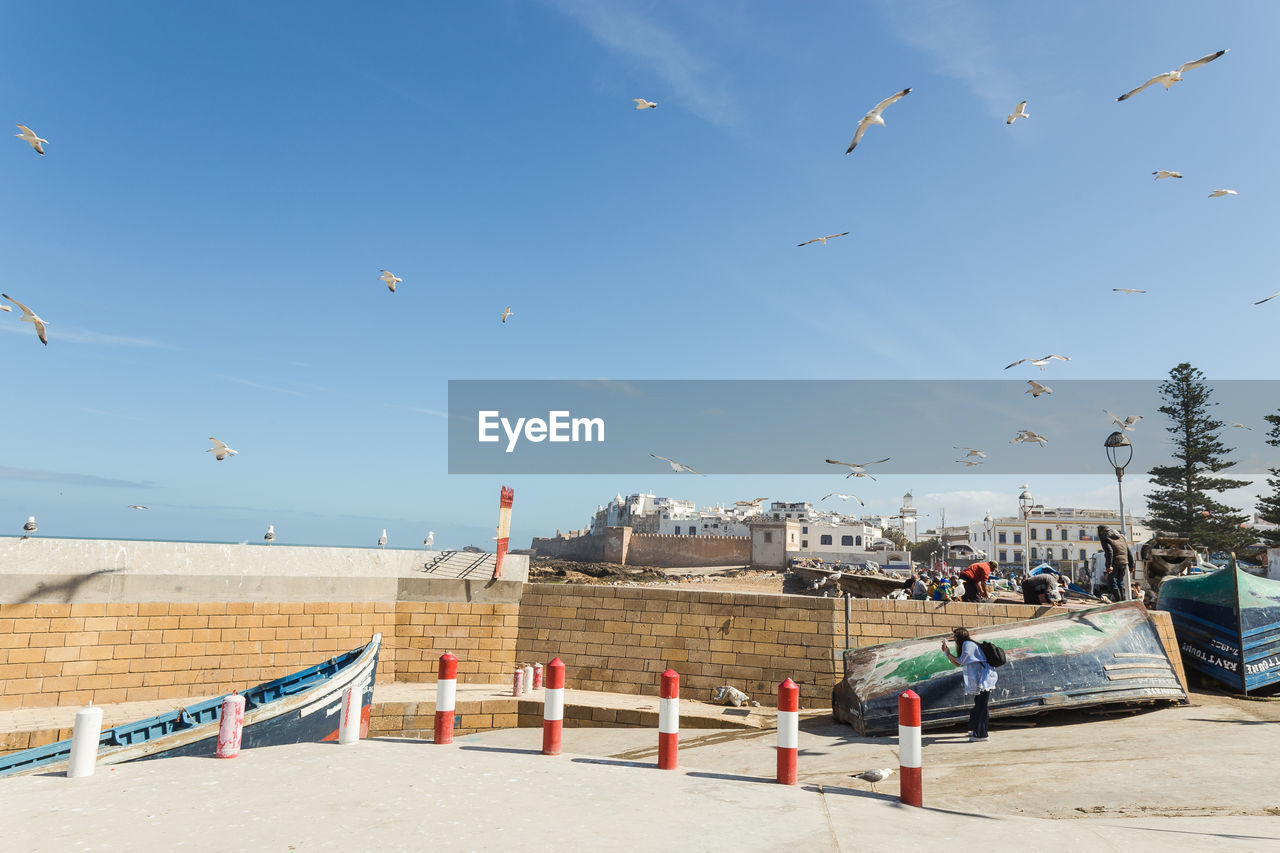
[907,559,999,604]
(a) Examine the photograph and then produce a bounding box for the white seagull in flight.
[798,232,849,247]
[1255,291,1279,305]
[14,124,47,155]
[734,497,769,508]
[1004,354,1070,371]
[127,505,149,510]
[1113,288,1146,294]
[1152,171,1182,181]
[1011,430,1049,446]
[633,99,657,110]
[825,457,890,480]
[821,493,864,505]
[1006,101,1029,124]
[954,447,986,458]
[501,306,513,324]
[1116,49,1228,101]
[1208,189,1238,198]
[956,459,984,467]
[380,270,402,292]
[1105,411,1143,431]
[650,453,705,476]
[846,88,911,154]
[1026,380,1052,397]
[1229,422,1253,430]
[206,437,238,461]
[2,293,48,345]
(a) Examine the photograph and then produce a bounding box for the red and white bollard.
[532,662,543,690]
[494,486,514,580]
[512,667,525,697]
[542,657,565,756]
[338,684,362,744]
[776,678,799,785]
[658,669,679,770]
[215,693,245,759]
[67,703,104,777]
[434,653,457,745]
[898,689,922,807]
[523,663,534,696]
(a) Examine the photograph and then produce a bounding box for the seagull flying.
[1229,422,1253,430]
[1116,49,1228,101]
[14,124,47,155]
[821,493,864,505]
[0,304,8,312]
[1208,189,1237,198]
[127,505,149,510]
[851,767,895,793]
[264,525,275,543]
[1026,380,1052,397]
[1105,411,1143,431]
[1152,171,1183,181]
[1004,354,1069,371]
[954,447,987,458]
[845,88,912,154]
[1112,288,1146,294]
[380,270,402,292]
[956,459,984,467]
[650,453,705,476]
[1,294,48,345]
[206,437,238,461]
[798,232,850,247]
[501,306,513,323]
[1255,291,1279,305]
[633,99,657,110]
[1006,100,1029,124]
[825,457,890,480]
[1011,430,1048,446]
[734,498,769,508]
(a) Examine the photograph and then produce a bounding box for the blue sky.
[2,1,1277,549]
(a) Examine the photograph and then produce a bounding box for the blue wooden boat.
[832,602,1186,735]
[0,633,381,778]
[1158,559,1280,694]
[1028,563,1099,599]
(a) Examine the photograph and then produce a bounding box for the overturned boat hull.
[832,602,1186,735]
[0,634,381,778]
[1158,563,1280,694]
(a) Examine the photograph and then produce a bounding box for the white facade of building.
[589,492,758,537]
[967,505,1153,573]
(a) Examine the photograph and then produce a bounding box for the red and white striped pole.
[338,684,362,744]
[542,657,565,755]
[658,669,679,770]
[512,667,524,697]
[898,689,922,807]
[434,653,457,745]
[216,693,245,758]
[776,678,799,785]
[494,486,514,580]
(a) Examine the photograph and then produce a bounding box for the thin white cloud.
[0,322,170,348]
[217,375,306,397]
[0,466,154,489]
[408,407,450,418]
[548,0,740,127]
[878,0,1018,119]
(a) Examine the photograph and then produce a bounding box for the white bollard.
[523,664,534,696]
[339,685,362,745]
[67,703,104,778]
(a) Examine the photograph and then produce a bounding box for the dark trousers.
[961,584,980,603]
[969,690,990,738]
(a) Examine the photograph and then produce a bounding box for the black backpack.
[977,640,1007,668]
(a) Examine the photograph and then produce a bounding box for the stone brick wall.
[624,534,750,568]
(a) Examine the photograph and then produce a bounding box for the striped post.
[215,693,245,758]
[338,685,361,744]
[658,669,679,770]
[898,689,922,807]
[434,653,457,745]
[67,703,104,778]
[542,657,565,756]
[776,678,799,785]
[533,662,543,690]
[512,667,524,697]
[494,486,514,580]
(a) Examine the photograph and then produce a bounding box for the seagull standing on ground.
[1105,411,1143,431]
[1255,291,1279,305]
[1152,171,1183,180]
[14,124,47,155]
[206,437,238,461]
[1005,354,1069,370]
[378,529,388,548]
[1208,189,1237,198]
[845,88,912,154]
[2,294,48,345]
[264,525,275,544]
[424,531,435,548]
[1112,288,1146,294]
[650,453,705,476]
[798,232,849,247]
[1026,380,1053,397]
[1006,101,1029,124]
[380,270,402,292]
[501,306,513,323]
[633,99,657,110]
[821,493,865,505]
[825,457,890,480]
[1116,49,1228,101]
[22,516,37,537]
[851,768,895,793]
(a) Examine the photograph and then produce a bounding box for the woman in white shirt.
[941,627,998,742]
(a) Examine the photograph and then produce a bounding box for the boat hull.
[0,634,381,778]
[1158,565,1280,693]
[832,602,1186,735]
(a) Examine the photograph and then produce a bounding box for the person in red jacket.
[958,561,994,602]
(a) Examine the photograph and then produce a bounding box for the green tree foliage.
[1255,409,1280,546]
[1145,363,1251,550]
[910,537,941,563]
[882,528,909,550]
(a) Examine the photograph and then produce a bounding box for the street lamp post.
[1019,486,1034,577]
[1104,432,1134,541]
[984,512,994,560]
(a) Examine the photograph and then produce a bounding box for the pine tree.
[1145,363,1251,551]
[1255,409,1280,546]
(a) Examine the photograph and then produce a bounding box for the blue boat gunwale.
[1,633,381,778]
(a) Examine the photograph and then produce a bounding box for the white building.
[589,492,758,537]
[968,504,1152,575]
